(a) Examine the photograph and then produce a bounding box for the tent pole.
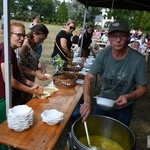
[79,4,88,57]
[3,0,12,114]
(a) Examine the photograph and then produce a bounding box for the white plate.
[84,62,93,68]
[147,49,150,52]
[38,91,50,99]
[76,79,84,84]
[44,86,58,94]
[82,68,90,72]
[94,96,115,107]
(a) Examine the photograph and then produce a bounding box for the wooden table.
[0,84,83,150]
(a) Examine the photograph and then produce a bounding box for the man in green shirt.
[80,21,148,126]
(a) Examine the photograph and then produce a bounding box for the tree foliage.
[31,0,55,21]
[0,0,3,16]
[67,0,84,22]
[66,0,102,25]
[106,8,150,32]
[56,2,68,22]
[1,0,150,32]
[86,7,102,23]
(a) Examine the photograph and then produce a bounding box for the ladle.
[83,121,98,150]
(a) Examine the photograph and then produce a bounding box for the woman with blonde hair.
[51,20,76,74]
[0,23,43,150]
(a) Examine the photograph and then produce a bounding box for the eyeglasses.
[69,26,76,31]
[11,32,26,38]
[109,34,127,41]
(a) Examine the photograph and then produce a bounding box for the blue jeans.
[37,44,42,60]
[72,95,84,119]
[94,104,134,126]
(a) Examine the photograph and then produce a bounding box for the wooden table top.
[0,84,83,150]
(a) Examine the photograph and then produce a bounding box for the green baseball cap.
[108,21,129,34]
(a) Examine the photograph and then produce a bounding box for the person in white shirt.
[100,30,108,42]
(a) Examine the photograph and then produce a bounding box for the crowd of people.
[128,31,150,61]
[0,21,49,150]
[50,19,148,127]
[0,16,149,149]
[70,22,150,63]
[0,13,50,149]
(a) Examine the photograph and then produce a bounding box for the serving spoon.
[83,121,98,150]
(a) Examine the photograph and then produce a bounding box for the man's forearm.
[125,85,147,100]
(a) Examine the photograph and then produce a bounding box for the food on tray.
[44,86,58,94]
[44,73,50,79]
[38,91,50,99]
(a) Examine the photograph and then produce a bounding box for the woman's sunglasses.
[69,26,76,31]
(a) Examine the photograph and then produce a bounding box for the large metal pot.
[67,115,136,150]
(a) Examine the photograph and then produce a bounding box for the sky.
[59,0,69,2]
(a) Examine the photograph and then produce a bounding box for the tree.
[67,0,102,25]
[0,0,3,16]
[67,0,84,22]
[28,0,56,22]
[106,8,150,32]
[56,1,68,22]
[86,7,102,24]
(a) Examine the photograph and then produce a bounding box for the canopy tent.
[77,0,150,58]
[77,0,150,11]
[3,0,150,114]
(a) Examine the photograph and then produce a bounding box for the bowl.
[38,91,50,99]
[72,57,84,64]
[41,109,64,125]
[44,86,59,94]
[88,55,94,59]
[84,62,93,68]
[94,96,115,107]
[52,73,77,87]
[86,58,94,63]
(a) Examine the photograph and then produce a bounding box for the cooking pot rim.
[71,115,136,149]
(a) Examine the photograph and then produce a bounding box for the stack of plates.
[7,105,34,132]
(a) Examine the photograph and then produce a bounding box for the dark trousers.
[94,104,134,126]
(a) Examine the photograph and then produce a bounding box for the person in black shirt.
[72,30,81,44]
[78,25,94,57]
[51,20,76,74]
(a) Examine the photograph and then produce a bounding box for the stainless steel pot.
[67,115,136,150]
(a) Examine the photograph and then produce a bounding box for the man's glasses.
[109,34,127,41]
[11,32,26,38]
[69,26,76,31]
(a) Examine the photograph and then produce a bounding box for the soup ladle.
[83,121,99,150]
